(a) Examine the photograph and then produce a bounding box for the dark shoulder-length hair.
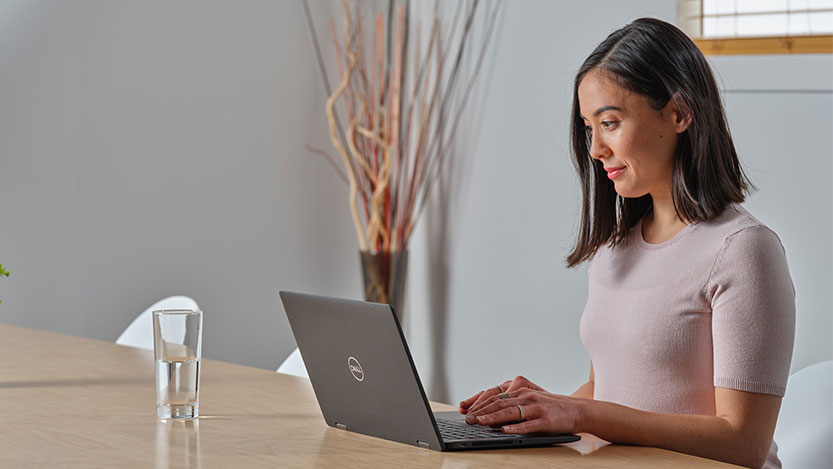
[566,17,754,268]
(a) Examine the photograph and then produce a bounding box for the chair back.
[277,347,308,378]
[774,360,833,469]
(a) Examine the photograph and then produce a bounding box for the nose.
[588,131,611,161]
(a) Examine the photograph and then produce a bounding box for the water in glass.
[156,357,200,418]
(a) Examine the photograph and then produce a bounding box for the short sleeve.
[707,225,795,396]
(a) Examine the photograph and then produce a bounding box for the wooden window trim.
[694,35,833,56]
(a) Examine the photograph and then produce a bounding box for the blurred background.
[0,0,829,404]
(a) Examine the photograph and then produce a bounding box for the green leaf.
[0,264,9,278]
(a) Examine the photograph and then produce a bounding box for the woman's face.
[577,69,689,199]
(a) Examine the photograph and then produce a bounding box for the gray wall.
[0,0,359,370]
[707,54,833,377]
[0,0,829,405]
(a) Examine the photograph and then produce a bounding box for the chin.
[612,186,638,198]
[612,184,648,199]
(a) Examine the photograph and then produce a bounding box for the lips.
[605,166,626,180]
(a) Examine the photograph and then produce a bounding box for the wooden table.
[0,324,739,468]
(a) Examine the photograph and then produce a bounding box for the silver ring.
[498,392,511,400]
[495,384,504,393]
[517,405,526,420]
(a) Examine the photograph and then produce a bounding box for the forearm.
[581,400,767,468]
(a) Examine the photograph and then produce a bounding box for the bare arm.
[581,388,781,468]
[466,382,781,468]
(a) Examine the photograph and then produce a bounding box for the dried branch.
[309,0,499,254]
[303,0,350,174]
[327,0,367,251]
[411,0,502,236]
[305,145,349,184]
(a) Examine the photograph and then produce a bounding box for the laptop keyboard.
[436,418,513,440]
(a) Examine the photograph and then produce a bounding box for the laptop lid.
[279,291,580,451]
[279,291,444,450]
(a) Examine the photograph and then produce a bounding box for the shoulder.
[702,203,774,236]
[709,205,787,262]
[686,204,784,259]
[706,205,792,295]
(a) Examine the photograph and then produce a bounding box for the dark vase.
[360,250,408,322]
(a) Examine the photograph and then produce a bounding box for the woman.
[459,18,795,469]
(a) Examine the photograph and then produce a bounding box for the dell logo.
[347,356,364,381]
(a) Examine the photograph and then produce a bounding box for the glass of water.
[153,309,203,419]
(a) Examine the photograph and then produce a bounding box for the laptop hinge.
[417,441,431,449]
[335,422,348,431]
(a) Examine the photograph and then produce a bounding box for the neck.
[648,191,688,229]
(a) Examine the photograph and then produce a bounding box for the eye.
[600,120,618,129]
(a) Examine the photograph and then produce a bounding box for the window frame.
[694,34,833,54]
[678,0,833,55]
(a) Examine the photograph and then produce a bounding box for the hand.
[463,385,589,435]
[458,375,546,415]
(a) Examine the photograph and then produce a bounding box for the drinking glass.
[153,309,203,419]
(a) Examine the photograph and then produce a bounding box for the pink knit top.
[580,204,795,468]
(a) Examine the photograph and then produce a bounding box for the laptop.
[279,291,581,451]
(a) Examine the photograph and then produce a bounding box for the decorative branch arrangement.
[304,0,501,254]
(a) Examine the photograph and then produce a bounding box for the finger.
[460,390,492,414]
[459,389,486,408]
[508,375,544,393]
[463,382,509,414]
[465,396,522,424]
[507,376,526,392]
[502,418,546,435]
[468,387,530,416]
[470,403,524,427]
[458,390,484,413]
[466,394,494,416]
[466,391,507,417]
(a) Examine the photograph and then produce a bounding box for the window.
[678,0,833,54]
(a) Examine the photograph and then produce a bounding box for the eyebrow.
[580,105,622,120]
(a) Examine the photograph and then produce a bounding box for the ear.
[669,91,693,133]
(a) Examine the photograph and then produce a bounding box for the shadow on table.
[0,377,147,388]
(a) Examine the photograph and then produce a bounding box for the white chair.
[116,295,200,350]
[277,347,309,378]
[773,360,833,469]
